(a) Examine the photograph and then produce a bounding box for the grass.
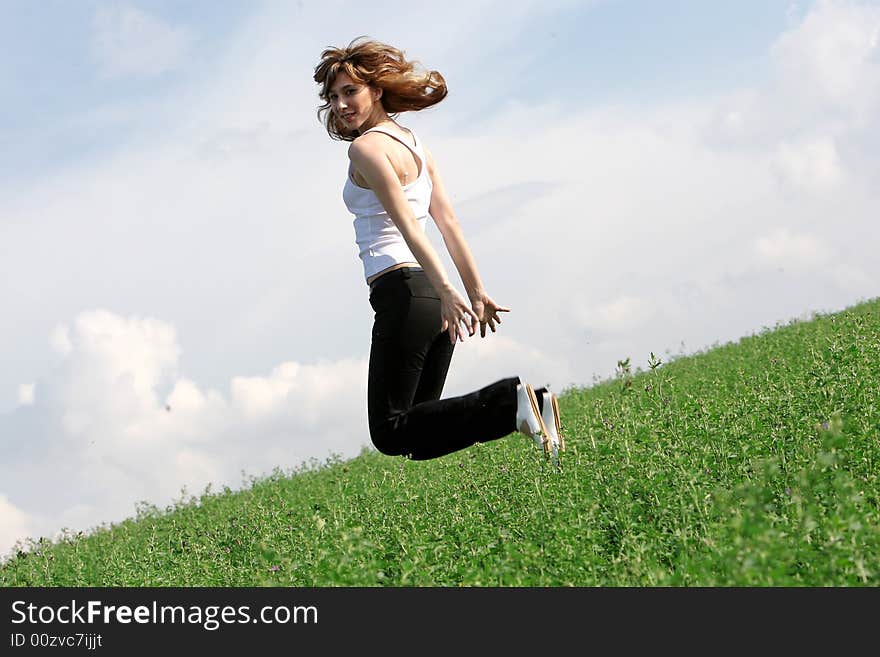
[2,298,879,586]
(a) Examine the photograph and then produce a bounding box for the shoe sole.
[551,393,565,452]
[519,383,553,457]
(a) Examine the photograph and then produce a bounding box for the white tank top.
[342,126,434,283]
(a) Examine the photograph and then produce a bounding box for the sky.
[1,0,879,560]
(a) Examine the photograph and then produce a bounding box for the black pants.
[367,267,518,460]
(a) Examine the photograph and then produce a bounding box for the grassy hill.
[3,298,879,586]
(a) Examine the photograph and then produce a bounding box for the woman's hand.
[470,293,511,338]
[440,288,480,344]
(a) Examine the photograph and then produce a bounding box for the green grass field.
[3,298,879,586]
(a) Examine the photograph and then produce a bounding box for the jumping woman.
[313,36,564,461]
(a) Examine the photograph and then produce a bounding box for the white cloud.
[576,295,658,334]
[755,228,830,271]
[17,384,35,406]
[443,334,575,396]
[229,358,368,430]
[704,0,880,183]
[771,0,880,121]
[50,325,72,357]
[0,495,33,560]
[772,136,844,191]
[0,309,372,557]
[91,4,193,79]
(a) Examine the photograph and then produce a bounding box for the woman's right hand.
[440,288,480,344]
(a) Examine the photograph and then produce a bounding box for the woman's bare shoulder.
[347,131,387,159]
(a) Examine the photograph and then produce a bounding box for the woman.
[313,37,564,461]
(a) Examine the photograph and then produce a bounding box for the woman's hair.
[313,36,448,141]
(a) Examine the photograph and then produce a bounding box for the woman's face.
[328,72,378,131]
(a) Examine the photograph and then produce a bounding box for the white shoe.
[539,389,564,455]
[515,381,553,458]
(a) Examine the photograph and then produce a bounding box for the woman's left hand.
[440,288,481,344]
[470,293,511,338]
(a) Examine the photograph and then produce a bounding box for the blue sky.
[515,1,792,100]
[1,1,251,183]
[2,1,797,183]
[1,0,879,558]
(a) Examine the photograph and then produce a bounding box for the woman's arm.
[424,147,510,338]
[348,136,478,344]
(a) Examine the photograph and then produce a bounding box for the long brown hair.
[313,36,448,141]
